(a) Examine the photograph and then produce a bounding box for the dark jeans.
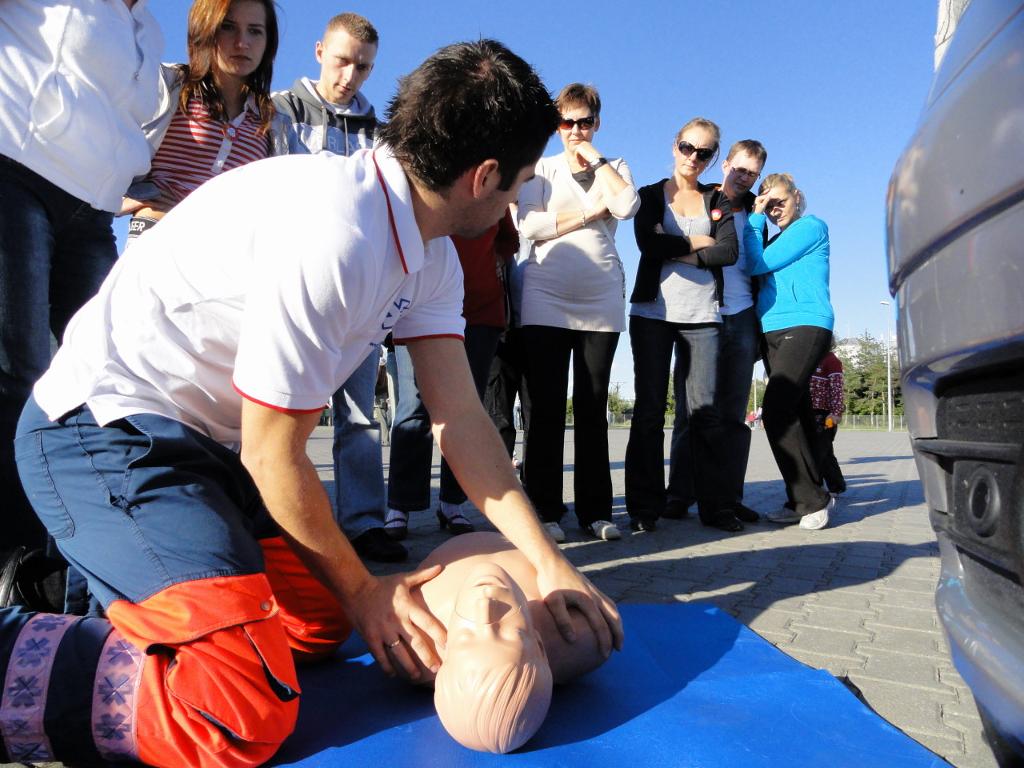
[521,325,618,526]
[387,325,502,511]
[626,316,727,521]
[0,156,118,550]
[670,306,760,507]
[762,326,833,514]
[812,411,847,493]
[484,326,531,461]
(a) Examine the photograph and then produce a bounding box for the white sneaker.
[766,506,802,524]
[587,520,621,541]
[799,497,835,530]
[544,521,566,543]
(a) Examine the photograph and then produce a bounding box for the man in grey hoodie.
[272,13,402,562]
[274,12,377,155]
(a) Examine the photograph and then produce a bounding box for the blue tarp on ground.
[272,603,949,767]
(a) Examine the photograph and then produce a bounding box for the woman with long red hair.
[123,0,285,238]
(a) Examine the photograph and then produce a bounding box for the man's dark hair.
[727,139,767,165]
[377,40,559,192]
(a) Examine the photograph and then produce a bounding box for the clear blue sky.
[129,1,937,398]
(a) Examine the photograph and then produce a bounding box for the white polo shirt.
[33,149,465,448]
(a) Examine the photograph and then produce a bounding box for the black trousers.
[762,326,833,515]
[521,325,618,526]
[484,326,531,462]
[812,411,847,493]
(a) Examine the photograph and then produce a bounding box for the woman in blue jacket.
[743,173,834,530]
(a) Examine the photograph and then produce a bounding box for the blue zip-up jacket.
[743,212,833,333]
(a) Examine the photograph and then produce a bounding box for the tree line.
[580,332,904,423]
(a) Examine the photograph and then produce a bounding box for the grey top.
[630,193,719,324]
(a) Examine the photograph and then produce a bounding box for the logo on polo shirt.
[381,297,412,331]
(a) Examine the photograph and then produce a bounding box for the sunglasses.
[731,167,760,179]
[559,116,596,130]
[677,141,716,162]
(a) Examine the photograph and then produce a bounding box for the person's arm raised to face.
[239,399,447,678]
[406,336,624,657]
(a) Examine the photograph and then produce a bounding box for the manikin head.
[433,563,553,753]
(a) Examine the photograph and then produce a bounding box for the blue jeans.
[331,349,385,538]
[670,306,760,506]
[387,326,502,512]
[625,316,726,520]
[0,156,118,550]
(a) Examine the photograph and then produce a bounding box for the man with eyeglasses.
[668,140,768,521]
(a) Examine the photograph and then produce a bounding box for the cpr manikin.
[413,532,607,753]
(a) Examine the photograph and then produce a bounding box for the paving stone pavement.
[305,425,1000,768]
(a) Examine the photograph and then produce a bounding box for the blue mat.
[272,604,948,767]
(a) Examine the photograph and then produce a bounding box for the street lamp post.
[880,300,894,432]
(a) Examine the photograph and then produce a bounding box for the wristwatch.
[589,156,608,171]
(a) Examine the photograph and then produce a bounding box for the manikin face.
[722,150,765,199]
[315,27,377,106]
[762,184,802,229]
[557,103,599,153]
[214,0,268,82]
[447,563,540,660]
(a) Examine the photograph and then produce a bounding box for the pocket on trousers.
[163,617,300,747]
[118,415,158,504]
[13,429,75,539]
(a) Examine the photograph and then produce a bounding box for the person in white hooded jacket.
[0,0,164,552]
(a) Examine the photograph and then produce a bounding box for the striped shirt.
[149,95,269,206]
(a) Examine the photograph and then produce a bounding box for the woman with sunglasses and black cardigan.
[516,83,639,543]
[745,173,835,531]
[624,117,743,533]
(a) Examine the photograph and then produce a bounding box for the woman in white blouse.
[516,83,639,543]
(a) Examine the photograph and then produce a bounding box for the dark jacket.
[630,180,738,306]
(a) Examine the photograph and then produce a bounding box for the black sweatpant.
[762,326,833,515]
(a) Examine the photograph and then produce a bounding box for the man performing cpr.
[1,40,622,768]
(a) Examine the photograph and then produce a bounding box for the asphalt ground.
[306,426,999,768]
[5,426,997,768]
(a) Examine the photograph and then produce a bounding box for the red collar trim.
[372,150,409,274]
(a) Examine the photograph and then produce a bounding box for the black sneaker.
[351,528,409,563]
[699,509,744,533]
[0,547,66,611]
[732,503,760,523]
[662,499,693,519]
